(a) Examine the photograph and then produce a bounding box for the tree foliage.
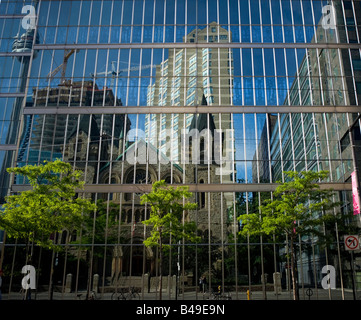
[238,170,340,239]
[141,180,199,248]
[0,160,96,250]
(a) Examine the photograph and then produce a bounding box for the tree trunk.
[24,236,33,300]
[49,232,58,300]
[290,236,299,300]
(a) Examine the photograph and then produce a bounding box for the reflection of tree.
[71,199,125,294]
[228,176,358,295]
[159,227,233,289]
[227,187,277,286]
[194,230,223,283]
[141,180,199,300]
[226,233,277,287]
[81,199,123,248]
[74,199,124,256]
[225,178,285,286]
[237,171,353,300]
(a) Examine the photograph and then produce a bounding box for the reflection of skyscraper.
[146,22,233,163]
[268,52,321,181]
[30,80,128,163]
[252,114,277,183]
[267,3,360,184]
[0,25,39,202]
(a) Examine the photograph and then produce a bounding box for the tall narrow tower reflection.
[0,2,39,203]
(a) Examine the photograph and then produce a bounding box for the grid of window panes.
[2,0,356,45]
[0,0,361,300]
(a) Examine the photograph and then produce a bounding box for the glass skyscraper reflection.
[0,0,361,300]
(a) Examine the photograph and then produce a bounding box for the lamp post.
[176,240,180,300]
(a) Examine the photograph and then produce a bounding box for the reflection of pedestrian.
[202,276,207,293]
[199,277,203,292]
[0,269,3,300]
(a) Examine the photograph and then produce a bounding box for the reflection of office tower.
[146,22,233,163]
[257,50,329,182]
[269,48,354,182]
[315,2,360,183]
[252,114,277,183]
[147,22,233,108]
[269,53,321,181]
[269,3,361,183]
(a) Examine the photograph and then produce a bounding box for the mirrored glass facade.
[0,0,361,300]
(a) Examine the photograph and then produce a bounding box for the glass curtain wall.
[0,0,361,300]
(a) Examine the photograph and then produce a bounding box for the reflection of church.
[61,92,228,278]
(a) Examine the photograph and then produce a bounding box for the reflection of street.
[1,288,357,301]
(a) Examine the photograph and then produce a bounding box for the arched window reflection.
[127,210,132,223]
[121,209,126,223]
[110,177,116,200]
[199,179,205,209]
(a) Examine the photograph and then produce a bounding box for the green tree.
[238,170,342,300]
[0,160,96,253]
[140,180,199,300]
